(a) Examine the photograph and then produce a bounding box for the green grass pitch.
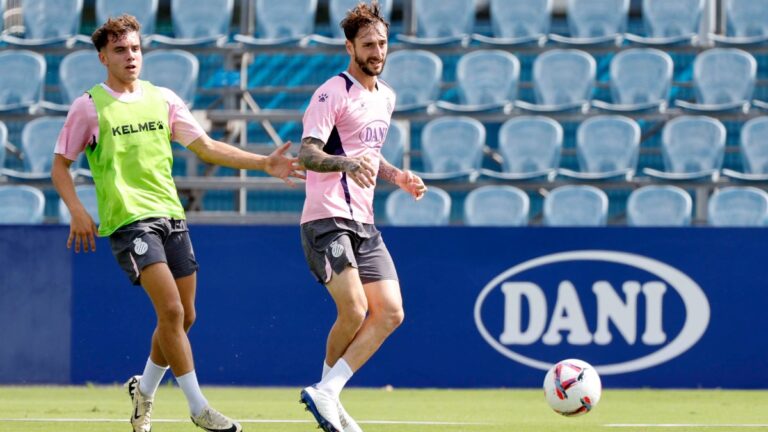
[1,385,767,432]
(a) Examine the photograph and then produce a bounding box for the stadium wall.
[1,225,765,388]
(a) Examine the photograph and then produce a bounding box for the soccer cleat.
[300,386,343,432]
[190,405,242,432]
[124,375,153,432]
[337,400,363,432]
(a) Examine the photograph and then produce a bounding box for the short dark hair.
[91,14,141,51]
[340,1,389,41]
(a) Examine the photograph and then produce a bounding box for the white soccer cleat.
[190,405,242,432]
[300,385,343,432]
[124,375,153,432]
[337,400,363,432]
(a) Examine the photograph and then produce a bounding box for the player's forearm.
[51,155,86,213]
[299,137,355,173]
[189,136,267,171]
[377,158,402,185]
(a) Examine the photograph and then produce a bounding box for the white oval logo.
[474,250,710,375]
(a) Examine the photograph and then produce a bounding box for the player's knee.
[383,307,404,332]
[183,310,196,331]
[157,302,185,327]
[339,305,367,330]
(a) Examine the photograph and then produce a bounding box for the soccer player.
[297,2,426,431]
[51,15,303,432]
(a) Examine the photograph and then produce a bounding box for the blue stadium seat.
[464,185,530,227]
[516,49,595,113]
[96,0,158,37]
[627,185,693,226]
[380,50,442,112]
[0,121,7,171]
[40,49,104,112]
[549,0,629,46]
[472,0,551,46]
[643,115,726,181]
[235,0,318,46]
[0,0,4,34]
[385,187,451,226]
[141,49,199,107]
[309,0,393,44]
[0,50,46,113]
[149,0,232,47]
[0,185,46,224]
[3,116,65,180]
[723,116,768,181]
[436,49,519,113]
[3,0,84,46]
[626,0,703,46]
[676,48,756,113]
[480,116,562,181]
[543,185,609,226]
[380,121,405,168]
[708,186,768,227]
[560,115,641,180]
[592,48,673,113]
[396,0,475,46]
[711,0,768,45]
[417,116,484,181]
[59,185,100,224]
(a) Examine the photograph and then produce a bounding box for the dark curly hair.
[91,14,141,51]
[340,1,390,41]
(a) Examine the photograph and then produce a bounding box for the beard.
[355,53,385,77]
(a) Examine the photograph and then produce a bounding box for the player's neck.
[105,76,139,94]
[346,67,377,92]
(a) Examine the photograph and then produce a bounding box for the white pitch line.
[0,418,488,426]
[606,424,768,428]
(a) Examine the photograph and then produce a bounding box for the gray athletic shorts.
[300,217,398,285]
[109,218,199,286]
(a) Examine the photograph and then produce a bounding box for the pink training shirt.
[55,82,205,161]
[301,72,396,225]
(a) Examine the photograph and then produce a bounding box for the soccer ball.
[543,359,602,417]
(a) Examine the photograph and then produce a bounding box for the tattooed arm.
[298,136,377,188]
[378,157,427,200]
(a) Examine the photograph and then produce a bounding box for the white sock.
[317,358,353,398]
[176,370,208,416]
[322,361,332,379]
[139,358,168,397]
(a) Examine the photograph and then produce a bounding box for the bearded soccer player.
[296,2,426,432]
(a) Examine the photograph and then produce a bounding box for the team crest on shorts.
[330,241,344,258]
[133,238,149,256]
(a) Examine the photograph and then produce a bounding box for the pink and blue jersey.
[301,72,396,224]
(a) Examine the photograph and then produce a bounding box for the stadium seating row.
[385,115,768,183]
[1,0,766,48]
[386,183,768,227]
[1,45,764,117]
[0,48,199,113]
[3,114,768,184]
[2,182,766,227]
[382,46,764,115]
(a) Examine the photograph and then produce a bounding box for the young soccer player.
[52,14,303,432]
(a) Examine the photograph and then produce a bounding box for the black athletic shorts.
[109,218,198,285]
[300,217,398,285]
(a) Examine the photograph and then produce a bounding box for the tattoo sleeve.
[299,137,356,173]
[377,157,401,185]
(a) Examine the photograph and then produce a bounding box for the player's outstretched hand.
[265,142,305,187]
[346,154,376,188]
[396,170,427,200]
[67,209,98,253]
